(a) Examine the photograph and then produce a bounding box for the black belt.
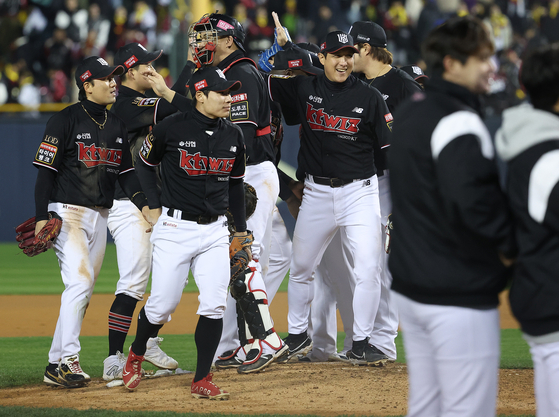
[309,175,363,188]
[167,208,219,224]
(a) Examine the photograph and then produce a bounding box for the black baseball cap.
[400,65,428,81]
[75,56,125,89]
[319,31,359,54]
[189,66,241,96]
[273,49,323,75]
[114,43,163,72]
[349,21,387,48]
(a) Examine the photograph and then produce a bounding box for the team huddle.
[23,7,559,417]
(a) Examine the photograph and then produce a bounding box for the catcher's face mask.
[189,15,219,67]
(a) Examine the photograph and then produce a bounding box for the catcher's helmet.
[189,13,246,67]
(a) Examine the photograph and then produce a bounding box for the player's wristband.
[131,191,149,211]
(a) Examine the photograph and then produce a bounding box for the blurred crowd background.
[0,0,558,115]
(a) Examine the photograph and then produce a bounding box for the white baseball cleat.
[144,337,179,369]
[103,351,126,381]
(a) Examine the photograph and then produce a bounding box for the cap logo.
[412,66,422,75]
[356,34,370,42]
[216,20,234,30]
[80,70,92,82]
[195,80,208,91]
[125,55,138,68]
[337,33,349,44]
[97,57,109,66]
[320,42,326,51]
[216,68,226,79]
[288,59,303,68]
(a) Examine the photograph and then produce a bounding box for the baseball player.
[188,13,287,372]
[266,26,392,365]
[121,66,246,397]
[495,43,559,417]
[102,42,194,381]
[37,56,150,388]
[389,16,516,417]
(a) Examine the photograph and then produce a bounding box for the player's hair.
[78,79,95,101]
[192,89,210,104]
[422,16,494,76]
[520,42,559,111]
[358,44,393,65]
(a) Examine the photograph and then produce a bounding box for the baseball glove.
[15,211,63,257]
[226,182,258,234]
[230,247,250,281]
[229,231,254,281]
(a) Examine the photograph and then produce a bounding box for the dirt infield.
[0,292,535,416]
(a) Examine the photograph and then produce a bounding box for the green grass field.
[0,243,534,417]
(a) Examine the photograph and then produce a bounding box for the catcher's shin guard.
[230,268,283,355]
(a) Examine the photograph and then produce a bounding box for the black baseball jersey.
[110,85,191,198]
[217,51,275,166]
[33,100,135,208]
[137,108,246,215]
[361,67,422,172]
[268,73,392,179]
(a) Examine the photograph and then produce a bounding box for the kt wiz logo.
[306,103,361,134]
[77,142,122,168]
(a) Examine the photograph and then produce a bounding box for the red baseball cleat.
[191,373,230,400]
[123,349,144,390]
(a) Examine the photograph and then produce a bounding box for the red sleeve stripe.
[139,153,159,167]
[232,120,258,127]
[33,161,58,172]
[380,144,390,149]
[153,99,160,125]
[230,174,245,180]
[256,126,271,136]
[119,167,135,175]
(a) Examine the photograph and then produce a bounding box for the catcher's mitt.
[229,231,254,281]
[15,211,63,257]
[227,183,258,234]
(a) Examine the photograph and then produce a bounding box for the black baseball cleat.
[277,332,312,363]
[43,364,69,388]
[214,347,244,369]
[346,338,389,366]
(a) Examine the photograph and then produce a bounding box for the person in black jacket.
[388,16,516,417]
[101,42,194,382]
[495,42,559,417]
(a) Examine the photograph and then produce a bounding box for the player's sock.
[193,316,223,382]
[130,307,163,356]
[108,294,138,356]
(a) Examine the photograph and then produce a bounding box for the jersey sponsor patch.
[384,113,393,122]
[42,135,59,145]
[137,97,158,107]
[140,133,154,158]
[162,221,178,228]
[306,103,361,134]
[231,93,247,103]
[77,142,123,168]
[36,142,58,165]
[230,101,249,121]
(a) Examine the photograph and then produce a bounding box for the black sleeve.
[118,171,148,210]
[135,159,161,209]
[34,167,56,221]
[267,74,299,109]
[229,178,247,232]
[155,94,191,122]
[172,61,196,96]
[278,168,295,201]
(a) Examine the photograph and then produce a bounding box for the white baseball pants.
[288,174,383,341]
[527,338,559,417]
[107,199,152,300]
[143,209,230,324]
[48,202,108,363]
[393,291,500,417]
